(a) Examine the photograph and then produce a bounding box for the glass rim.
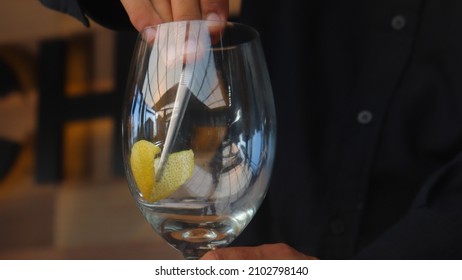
[138,19,261,48]
[139,19,258,33]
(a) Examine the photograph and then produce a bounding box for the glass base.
[172,228,221,260]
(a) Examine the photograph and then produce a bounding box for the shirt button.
[357,110,373,124]
[329,219,346,235]
[391,15,406,30]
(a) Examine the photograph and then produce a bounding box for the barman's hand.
[200,243,318,260]
[120,0,229,32]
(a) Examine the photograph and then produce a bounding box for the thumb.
[201,243,317,260]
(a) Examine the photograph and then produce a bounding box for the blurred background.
[0,0,240,259]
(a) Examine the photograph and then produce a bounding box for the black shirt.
[236,0,462,259]
[41,0,462,259]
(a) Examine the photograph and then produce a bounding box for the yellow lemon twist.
[130,140,194,202]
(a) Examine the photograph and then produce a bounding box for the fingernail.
[143,27,156,43]
[206,13,222,22]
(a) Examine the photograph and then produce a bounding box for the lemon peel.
[153,149,194,201]
[130,140,194,202]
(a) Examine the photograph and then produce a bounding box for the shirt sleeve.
[39,0,89,27]
[38,0,134,31]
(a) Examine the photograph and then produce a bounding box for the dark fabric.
[39,0,462,259]
[39,0,89,26]
[234,0,462,259]
[39,0,134,31]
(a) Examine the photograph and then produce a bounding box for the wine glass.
[121,19,276,259]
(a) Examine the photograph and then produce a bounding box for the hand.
[120,0,229,32]
[200,243,318,260]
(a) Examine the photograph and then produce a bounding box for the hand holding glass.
[122,20,276,259]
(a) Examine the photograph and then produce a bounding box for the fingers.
[120,0,163,32]
[150,0,174,22]
[201,243,318,260]
[201,247,256,260]
[170,0,202,20]
[200,0,229,21]
[121,0,230,32]
[170,0,229,21]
